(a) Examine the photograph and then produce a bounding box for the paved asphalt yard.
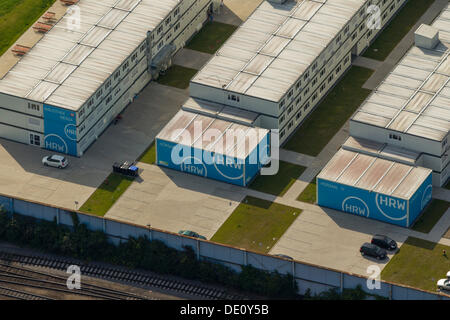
[106,163,248,240]
[0,81,188,209]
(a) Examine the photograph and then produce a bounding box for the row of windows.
[389,133,402,141]
[279,56,350,138]
[279,14,361,110]
[228,94,240,102]
[79,52,145,123]
[27,103,40,112]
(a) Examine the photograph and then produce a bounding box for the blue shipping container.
[317,173,433,227]
[156,132,270,187]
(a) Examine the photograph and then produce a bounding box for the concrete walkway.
[0,2,69,78]
[279,149,315,168]
[353,56,383,71]
[433,188,450,202]
[173,48,212,70]
[362,0,449,90]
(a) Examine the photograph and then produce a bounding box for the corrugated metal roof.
[318,148,431,200]
[342,136,421,165]
[157,109,268,160]
[351,3,450,142]
[0,0,180,110]
[192,0,365,103]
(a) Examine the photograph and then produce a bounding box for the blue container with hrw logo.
[43,104,78,156]
[155,110,270,187]
[316,149,433,228]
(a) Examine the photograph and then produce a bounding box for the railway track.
[0,285,52,300]
[0,251,245,300]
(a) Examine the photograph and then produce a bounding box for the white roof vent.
[415,24,440,49]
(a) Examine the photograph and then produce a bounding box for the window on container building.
[304,71,309,81]
[389,133,402,141]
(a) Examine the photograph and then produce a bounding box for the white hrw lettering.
[214,154,242,170]
[342,196,370,218]
[378,195,406,210]
[344,203,367,216]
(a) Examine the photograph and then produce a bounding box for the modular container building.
[189,0,408,144]
[350,3,450,186]
[0,0,212,156]
[156,109,270,186]
[317,149,433,228]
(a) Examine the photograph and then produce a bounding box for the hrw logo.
[213,154,243,181]
[64,124,77,141]
[375,194,407,221]
[44,134,68,154]
[181,157,207,177]
[342,196,370,217]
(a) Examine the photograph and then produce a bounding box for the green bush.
[0,211,298,298]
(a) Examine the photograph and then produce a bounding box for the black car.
[371,234,397,251]
[360,243,387,260]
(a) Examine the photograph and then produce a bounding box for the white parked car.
[42,155,68,168]
[437,271,450,292]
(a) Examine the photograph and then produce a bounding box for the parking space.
[0,81,188,209]
[105,163,248,239]
[269,206,412,277]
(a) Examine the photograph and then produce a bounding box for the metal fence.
[0,193,448,300]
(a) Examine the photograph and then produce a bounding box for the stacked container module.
[317,149,433,228]
[156,110,270,186]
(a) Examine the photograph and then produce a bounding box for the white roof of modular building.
[181,97,260,126]
[157,109,269,160]
[0,0,180,110]
[342,136,421,165]
[191,0,365,103]
[318,149,432,201]
[352,3,450,142]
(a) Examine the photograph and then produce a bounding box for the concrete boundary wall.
[0,193,448,300]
